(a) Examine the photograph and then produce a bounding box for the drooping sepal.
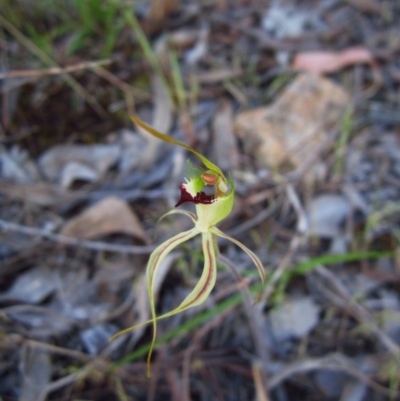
[109,227,200,377]
[157,209,198,225]
[210,226,266,284]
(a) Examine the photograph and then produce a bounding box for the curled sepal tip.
[210,226,266,284]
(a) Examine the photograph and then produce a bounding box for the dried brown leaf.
[344,0,381,13]
[134,75,173,170]
[147,0,180,23]
[212,98,239,171]
[20,346,50,401]
[0,180,72,206]
[60,196,148,243]
[38,144,120,188]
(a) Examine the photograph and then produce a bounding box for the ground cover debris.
[1,1,400,400]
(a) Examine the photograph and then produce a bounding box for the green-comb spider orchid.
[110,116,266,377]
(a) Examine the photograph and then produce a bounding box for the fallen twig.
[0,218,155,255]
[316,266,400,360]
[269,352,397,397]
[0,59,112,80]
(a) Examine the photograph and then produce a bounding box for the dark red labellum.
[175,184,214,207]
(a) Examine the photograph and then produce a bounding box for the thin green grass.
[123,6,172,103]
[124,5,195,116]
[365,202,400,239]
[169,48,187,112]
[334,105,353,177]
[274,250,394,304]
[70,0,123,57]
[1,0,125,57]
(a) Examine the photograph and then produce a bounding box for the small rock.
[234,73,349,169]
[304,194,351,238]
[269,296,320,341]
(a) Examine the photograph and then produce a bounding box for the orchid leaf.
[131,115,225,179]
[211,226,266,284]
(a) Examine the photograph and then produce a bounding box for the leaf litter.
[1,0,400,400]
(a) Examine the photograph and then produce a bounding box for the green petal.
[157,209,198,225]
[131,115,225,180]
[138,231,217,324]
[109,230,217,377]
[172,231,217,310]
[109,227,199,377]
[210,226,266,284]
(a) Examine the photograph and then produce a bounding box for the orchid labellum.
[110,116,265,376]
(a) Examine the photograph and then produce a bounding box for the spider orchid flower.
[110,116,265,377]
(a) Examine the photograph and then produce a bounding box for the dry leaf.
[152,74,173,136]
[292,47,374,74]
[20,346,50,401]
[1,266,56,304]
[134,75,173,170]
[0,145,40,184]
[344,0,381,13]
[185,26,209,66]
[0,180,73,207]
[39,144,120,186]
[212,98,239,171]
[60,161,98,188]
[61,196,148,243]
[147,0,180,24]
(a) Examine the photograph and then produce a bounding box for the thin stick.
[10,336,90,362]
[268,352,397,397]
[0,59,112,80]
[90,66,150,99]
[0,218,155,255]
[316,265,400,360]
